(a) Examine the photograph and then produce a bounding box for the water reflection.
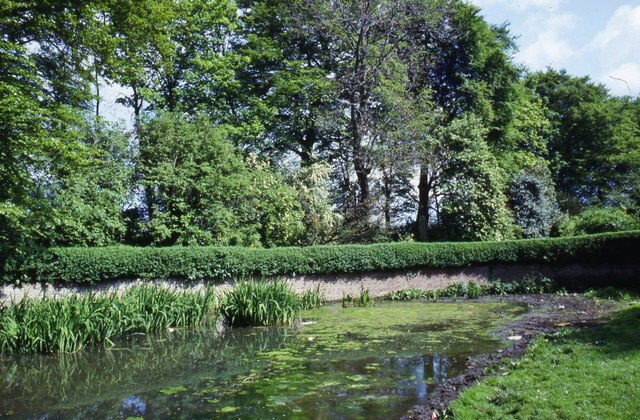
[0,326,290,415]
[0,302,525,419]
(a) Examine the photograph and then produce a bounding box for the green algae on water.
[0,301,527,419]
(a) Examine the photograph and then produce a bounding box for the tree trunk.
[416,164,431,241]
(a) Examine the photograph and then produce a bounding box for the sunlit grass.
[449,303,640,418]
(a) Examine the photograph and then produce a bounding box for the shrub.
[482,275,555,295]
[385,276,557,302]
[2,231,638,285]
[385,289,431,301]
[557,208,639,236]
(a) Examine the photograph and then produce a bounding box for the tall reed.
[220,280,307,327]
[0,285,216,355]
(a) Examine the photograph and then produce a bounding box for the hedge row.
[7,231,640,285]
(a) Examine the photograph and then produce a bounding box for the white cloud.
[599,63,640,97]
[470,0,561,12]
[587,5,640,96]
[517,13,578,69]
[587,5,640,66]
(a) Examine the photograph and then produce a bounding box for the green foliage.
[385,276,556,301]
[556,207,640,236]
[525,69,640,209]
[1,0,638,267]
[300,286,325,310]
[434,115,516,241]
[510,169,560,238]
[385,288,438,301]
[584,287,639,302]
[219,280,302,327]
[483,275,555,295]
[291,163,342,245]
[7,231,638,285]
[342,289,375,308]
[0,285,216,354]
[137,113,304,247]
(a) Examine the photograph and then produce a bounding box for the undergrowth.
[384,275,556,301]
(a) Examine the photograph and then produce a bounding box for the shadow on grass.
[555,304,640,356]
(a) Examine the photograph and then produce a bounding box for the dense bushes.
[3,231,638,285]
[556,208,640,236]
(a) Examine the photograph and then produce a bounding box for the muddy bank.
[405,294,620,419]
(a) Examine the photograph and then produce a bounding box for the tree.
[432,115,514,241]
[108,0,239,124]
[233,0,338,161]
[136,113,304,246]
[509,169,559,238]
[408,1,522,240]
[525,69,640,210]
[291,163,343,244]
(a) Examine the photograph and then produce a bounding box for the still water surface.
[0,301,527,419]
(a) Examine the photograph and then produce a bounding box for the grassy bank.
[449,303,640,418]
[3,231,639,285]
[0,286,216,354]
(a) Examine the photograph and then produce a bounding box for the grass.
[0,285,217,354]
[449,303,640,418]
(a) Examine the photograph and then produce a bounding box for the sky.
[468,0,640,96]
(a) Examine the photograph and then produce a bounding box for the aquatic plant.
[342,288,375,307]
[220,280,302,327]
[0,285,216,355]
[384,276,558,302]
[300,286,325,310]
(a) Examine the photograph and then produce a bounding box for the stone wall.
[1,262,638,305]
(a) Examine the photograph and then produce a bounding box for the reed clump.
[220,280,324,327]
[0,285,216,355]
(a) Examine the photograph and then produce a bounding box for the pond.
[0,301,527,419]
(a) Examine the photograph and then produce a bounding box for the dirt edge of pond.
[404,294,621,420]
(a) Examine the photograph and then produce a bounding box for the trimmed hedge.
[6,231,640,285]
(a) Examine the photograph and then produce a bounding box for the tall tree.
[526,69,640,210]
[137,113,304,247]
[234,0,338,161]
[405,0,520,240]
